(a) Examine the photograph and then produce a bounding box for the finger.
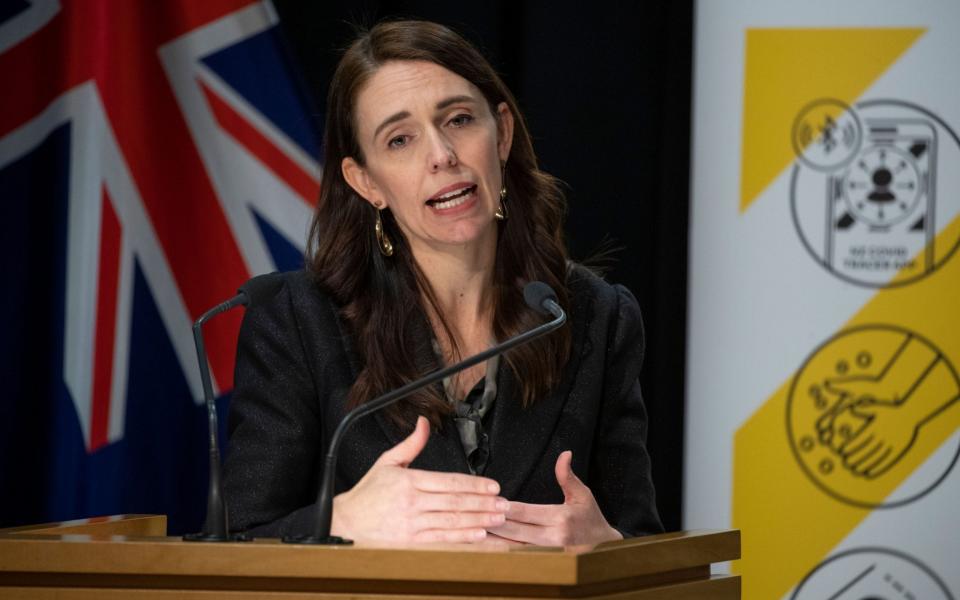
[416,493,509,514]
[488,519,559,547]
[840,433,873,456]
[411,470,500,495]
[823,378,873,398]
[413,528,489,544]
[414,510,506,531]
[823,380,854,397]
[554,450,588,502]
[815,412,834,435]
[835,419,859,446]
[816,416,834,444]
[869,448,900,478]
[506,501,562,525]
[376,416,430,467]
[846,438,880,467]
[846,440,882,470]
[849,404,877,419]
[862,446,892,478]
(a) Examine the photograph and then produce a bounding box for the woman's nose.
[426,129,457,172]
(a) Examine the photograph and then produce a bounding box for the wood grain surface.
[0,516,740,599]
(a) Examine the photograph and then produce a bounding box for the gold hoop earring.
[495,165,508,221]
[375,209,394,257]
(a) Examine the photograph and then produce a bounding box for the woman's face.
[342,60,513,255]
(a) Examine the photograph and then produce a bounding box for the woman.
[223,20,662,545]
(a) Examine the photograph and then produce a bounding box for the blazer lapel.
[482,364,560,498]
[329,289,595,486]
[329,296,401,450]
[370,308,470,474]
[484,283,593,499]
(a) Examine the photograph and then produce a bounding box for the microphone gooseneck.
[283,281,567,545]
[184,272,283,543]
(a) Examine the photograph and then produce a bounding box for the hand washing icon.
[787,326,960,507]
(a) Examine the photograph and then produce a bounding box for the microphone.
[283,281,567,545]
[184,272,284,542]
[523,280,563,319]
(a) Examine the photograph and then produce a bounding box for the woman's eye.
[449,114,473,127]
[387,135,408,149]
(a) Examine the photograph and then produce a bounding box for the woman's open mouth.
[426,185,478,211]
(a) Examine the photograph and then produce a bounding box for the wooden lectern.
[0,515,739,599]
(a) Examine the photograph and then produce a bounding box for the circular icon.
[791,548,954,600]
[843,145,923,227]
[790,99,960,288]
[793,98,863,171]
[787,325,960,508]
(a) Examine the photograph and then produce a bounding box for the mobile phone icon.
[825,119,937,283]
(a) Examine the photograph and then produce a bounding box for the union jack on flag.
[0,0,320,532]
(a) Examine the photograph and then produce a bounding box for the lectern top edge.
[0,516,741,597]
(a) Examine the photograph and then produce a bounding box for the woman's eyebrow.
[373,111,411,141]
[372,96,476,141]
[436,95,476,110]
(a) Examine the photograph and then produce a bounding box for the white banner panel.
[686,1,960,598]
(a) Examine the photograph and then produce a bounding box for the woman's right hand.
[330,416,508,543]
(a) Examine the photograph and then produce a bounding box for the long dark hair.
[307,20,571,429]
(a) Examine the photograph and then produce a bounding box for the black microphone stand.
[283,283,566,545]
[182,293,250,542]
[184,272,283,542]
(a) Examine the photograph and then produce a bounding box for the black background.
[272,1,693,531]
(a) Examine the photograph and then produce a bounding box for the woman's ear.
[342,156,386,208]
[495,102,515,163]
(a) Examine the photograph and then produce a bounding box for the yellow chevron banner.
[740,28,924,213]
[688,5,960,599]
[733,216,960,598]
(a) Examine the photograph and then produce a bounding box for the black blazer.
[223,266,663,538]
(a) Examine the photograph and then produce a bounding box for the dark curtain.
[272,0,693,532]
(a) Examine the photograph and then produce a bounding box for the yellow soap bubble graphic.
[787,325,960,508]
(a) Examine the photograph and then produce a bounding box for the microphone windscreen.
[239,272,285,306]
[523,281,557,316]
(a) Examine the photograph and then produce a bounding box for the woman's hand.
[487,451,623,546]
[331,416,508,543]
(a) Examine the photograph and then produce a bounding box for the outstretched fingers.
[488,519,562,546]
[506,501,561,525]
[411,469,500,495]
[416,492,508,514]
[412,527,490,543]
[414,510,505,532]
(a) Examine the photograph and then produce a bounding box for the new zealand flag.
[0,0,321,534]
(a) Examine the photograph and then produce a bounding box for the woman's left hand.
[486,450,623,546]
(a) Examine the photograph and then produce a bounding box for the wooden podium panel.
[0,516,740,599]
